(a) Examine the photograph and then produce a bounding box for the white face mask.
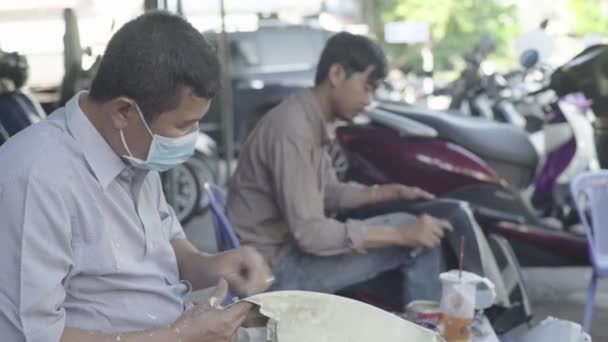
[120,103,199,172]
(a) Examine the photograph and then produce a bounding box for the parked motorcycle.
[334,46,608,268]
[0,50,46,147]
[442,47,599,229]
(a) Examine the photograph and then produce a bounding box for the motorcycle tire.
[162,162,200,224]
[162,151,219,224]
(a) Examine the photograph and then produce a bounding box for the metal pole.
[218,0,234,181]
[363,0,378,37]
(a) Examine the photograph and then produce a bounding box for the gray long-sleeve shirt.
[0,92,190,341]
[226,89,369,268]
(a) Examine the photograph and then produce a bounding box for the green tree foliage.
[569,0,608,35]
[373,0,521,72]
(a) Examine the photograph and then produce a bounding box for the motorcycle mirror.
[515,29,553,64]
[520,49,540,69]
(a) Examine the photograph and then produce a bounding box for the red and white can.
[405,300,443,330]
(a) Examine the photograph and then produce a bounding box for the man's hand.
[371,184,435,203]
[174,279,252,342]
[400,214,453,248]
[61,279,251,342]
[214,246,274,297]
[171,240,273,296]
[390,184,434,201]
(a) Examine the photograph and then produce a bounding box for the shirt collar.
[65,91,129,189]
[298,88,334,147]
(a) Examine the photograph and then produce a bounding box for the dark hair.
[89,11,220,121]
[314,32,388,86]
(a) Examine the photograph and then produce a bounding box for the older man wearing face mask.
[0,12,272,342]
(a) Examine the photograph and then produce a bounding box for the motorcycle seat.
[378,102,538,168]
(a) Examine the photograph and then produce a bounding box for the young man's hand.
[370,184,435,203]
[391,184,434,201]
[400,214,453,248]
[215,246,274,297]
[174,279,252,342]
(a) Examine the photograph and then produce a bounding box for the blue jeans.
[271,212,444,305]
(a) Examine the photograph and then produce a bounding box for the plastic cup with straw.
[459,235,465,280]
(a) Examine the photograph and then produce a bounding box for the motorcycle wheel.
[162,151,219,224]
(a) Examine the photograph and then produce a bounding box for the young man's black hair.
[89,11,220,121]
[314,31,388,87]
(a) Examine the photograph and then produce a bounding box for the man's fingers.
[224,302,253,320]
[432,236,441,247]
[240,258,275,296]
[421,215,452,232]
[209,278,229,308]
[424,236,440,248]
[437,218,454,232]
[417,188,435,200]
[221,304,252,340]
[248,272,275,295]
[232,273,268,297]
[229,312,251,342]
[233,307,251,327]
[232,247,274,296]
[432,226,445,239]
[190,302,211,314]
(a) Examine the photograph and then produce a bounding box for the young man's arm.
[359,214,452,249]
[321,149,433,212]
[270,135,451,255]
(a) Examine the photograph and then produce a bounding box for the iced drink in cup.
[439,270,496,342]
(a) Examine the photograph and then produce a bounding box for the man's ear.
[328,63,346,88]
[108,97,136,131]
